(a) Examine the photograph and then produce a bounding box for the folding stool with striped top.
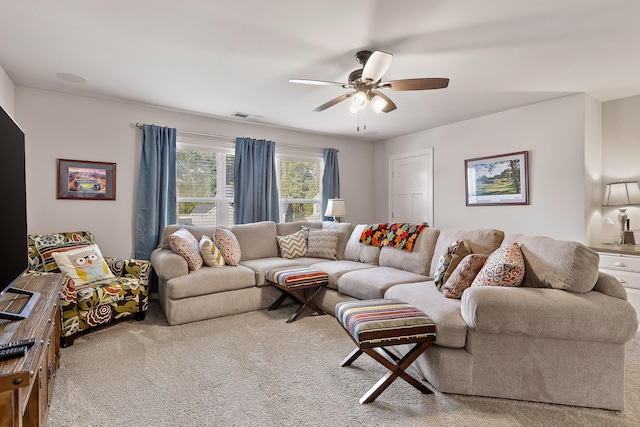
[336,298,436,404]
[266,266,329,323]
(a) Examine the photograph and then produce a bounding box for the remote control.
[0,345,28,361]
[0,338,37,350]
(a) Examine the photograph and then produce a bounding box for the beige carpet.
[47,301,640,427]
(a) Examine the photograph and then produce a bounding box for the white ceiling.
[2,0,640,142]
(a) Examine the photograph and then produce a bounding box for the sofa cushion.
[501,234,599,293]
[307,229,339,260]
[443,254,488,299]
[385,281,469,348]
[199,235,224,267]
[344,224,381,265]
[231,221,278,261]
[429,228,505,278]
[322,221,353,260]
[166,265,256,299]
[214,228,241,266]
[309,260,377,290]
[159,224,214,250]
[471,242,525,288]
[169,228,204,271]
[379,228,440,276]
[239,257,305,286]
[338,267,428,300]
[276,221,321,236]
[433,240,471,290]
[276,230,307,259]
[37,240,91,273]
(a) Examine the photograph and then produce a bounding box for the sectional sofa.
[150,220,638,410]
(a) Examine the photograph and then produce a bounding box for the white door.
[389,149,433,226]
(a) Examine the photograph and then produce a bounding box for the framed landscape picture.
[57,159,116,200]
[465,151,528,206]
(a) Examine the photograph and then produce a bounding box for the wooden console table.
[0,273,62,427]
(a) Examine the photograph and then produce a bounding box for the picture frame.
[57,158,116,200]
[465,151,529,206]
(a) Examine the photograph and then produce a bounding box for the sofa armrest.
[592,271,628,300]
[461,286,638,343]
[150,248,189,281]
[105,258,152,284]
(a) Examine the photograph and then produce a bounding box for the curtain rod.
[135,123,334,153]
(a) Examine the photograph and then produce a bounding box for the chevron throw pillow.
[277,230,307,259]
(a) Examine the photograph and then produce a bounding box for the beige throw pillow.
[306,230,339,260]
[277,230,307,259]
[199,235,225,267]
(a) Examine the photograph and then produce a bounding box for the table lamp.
[602,181,640,244]
[325,198,347,222]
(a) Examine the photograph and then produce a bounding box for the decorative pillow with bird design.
[52,244,115,285]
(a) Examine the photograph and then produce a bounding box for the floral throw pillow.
[442,254,488,298]
[199,235,225,267]
[277,230,308,259]
[433,240,471,290]
[170,228,203,271]
[471,242,525,288]
[307,230,339,260]
[214,228,241,266]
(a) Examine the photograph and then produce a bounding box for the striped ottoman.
[266,266,329,323]
[336,298,436,404]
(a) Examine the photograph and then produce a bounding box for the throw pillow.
[37,240,91,272]
[51,244,115,285]
[277,230,307,259]
[306,230,339,260]
[433,240,471,290]
[442,254,488,298]
[471,242,525,288]
[199,235,225,267]
[214,228,241,266]
[170,228,203,271]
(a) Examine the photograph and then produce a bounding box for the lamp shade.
[603,181,640,206]
[325,198,347,217]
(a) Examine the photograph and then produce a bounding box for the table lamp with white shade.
[325,198,347,222]
[602,181,640,245]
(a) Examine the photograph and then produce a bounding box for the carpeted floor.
[47,301,640,427]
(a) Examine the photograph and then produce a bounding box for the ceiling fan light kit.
[290,49,449,116]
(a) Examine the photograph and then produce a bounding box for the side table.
[266,266,329,323]
[590,243,640,320]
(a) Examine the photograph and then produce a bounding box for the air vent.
[231,112,263,120]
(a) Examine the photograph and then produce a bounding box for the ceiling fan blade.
[370,90,397,113]
[361,50,393,83]
[313,93,353,112]
[289,78,346,87]
[382,78,449,91]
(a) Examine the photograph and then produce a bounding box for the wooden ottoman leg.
[340,348,363,367]
[359,341,433,404]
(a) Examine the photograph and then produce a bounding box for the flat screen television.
[0,105,39,321]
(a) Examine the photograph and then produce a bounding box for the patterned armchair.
[27,231,151,347]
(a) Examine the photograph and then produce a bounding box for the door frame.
[388,148,434,227]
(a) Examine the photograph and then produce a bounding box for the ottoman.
[266,266,329,323]
[336,298,436,404]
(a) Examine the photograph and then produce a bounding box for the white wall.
[0,65,15,117]
[374,94,591,243]
[15,87,375,258]
[602,94,640,238]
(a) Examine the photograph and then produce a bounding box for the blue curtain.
[135,124,177,260]
[233,137,279,224]
[322,148,340,221]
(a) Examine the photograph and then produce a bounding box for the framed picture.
[57,159,116,200]
[465,151,529,206]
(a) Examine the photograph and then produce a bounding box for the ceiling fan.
[289,50,449,114]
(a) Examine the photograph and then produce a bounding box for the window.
[176,136,324,226]
[277,155,322,223]
[176,139,234,227]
